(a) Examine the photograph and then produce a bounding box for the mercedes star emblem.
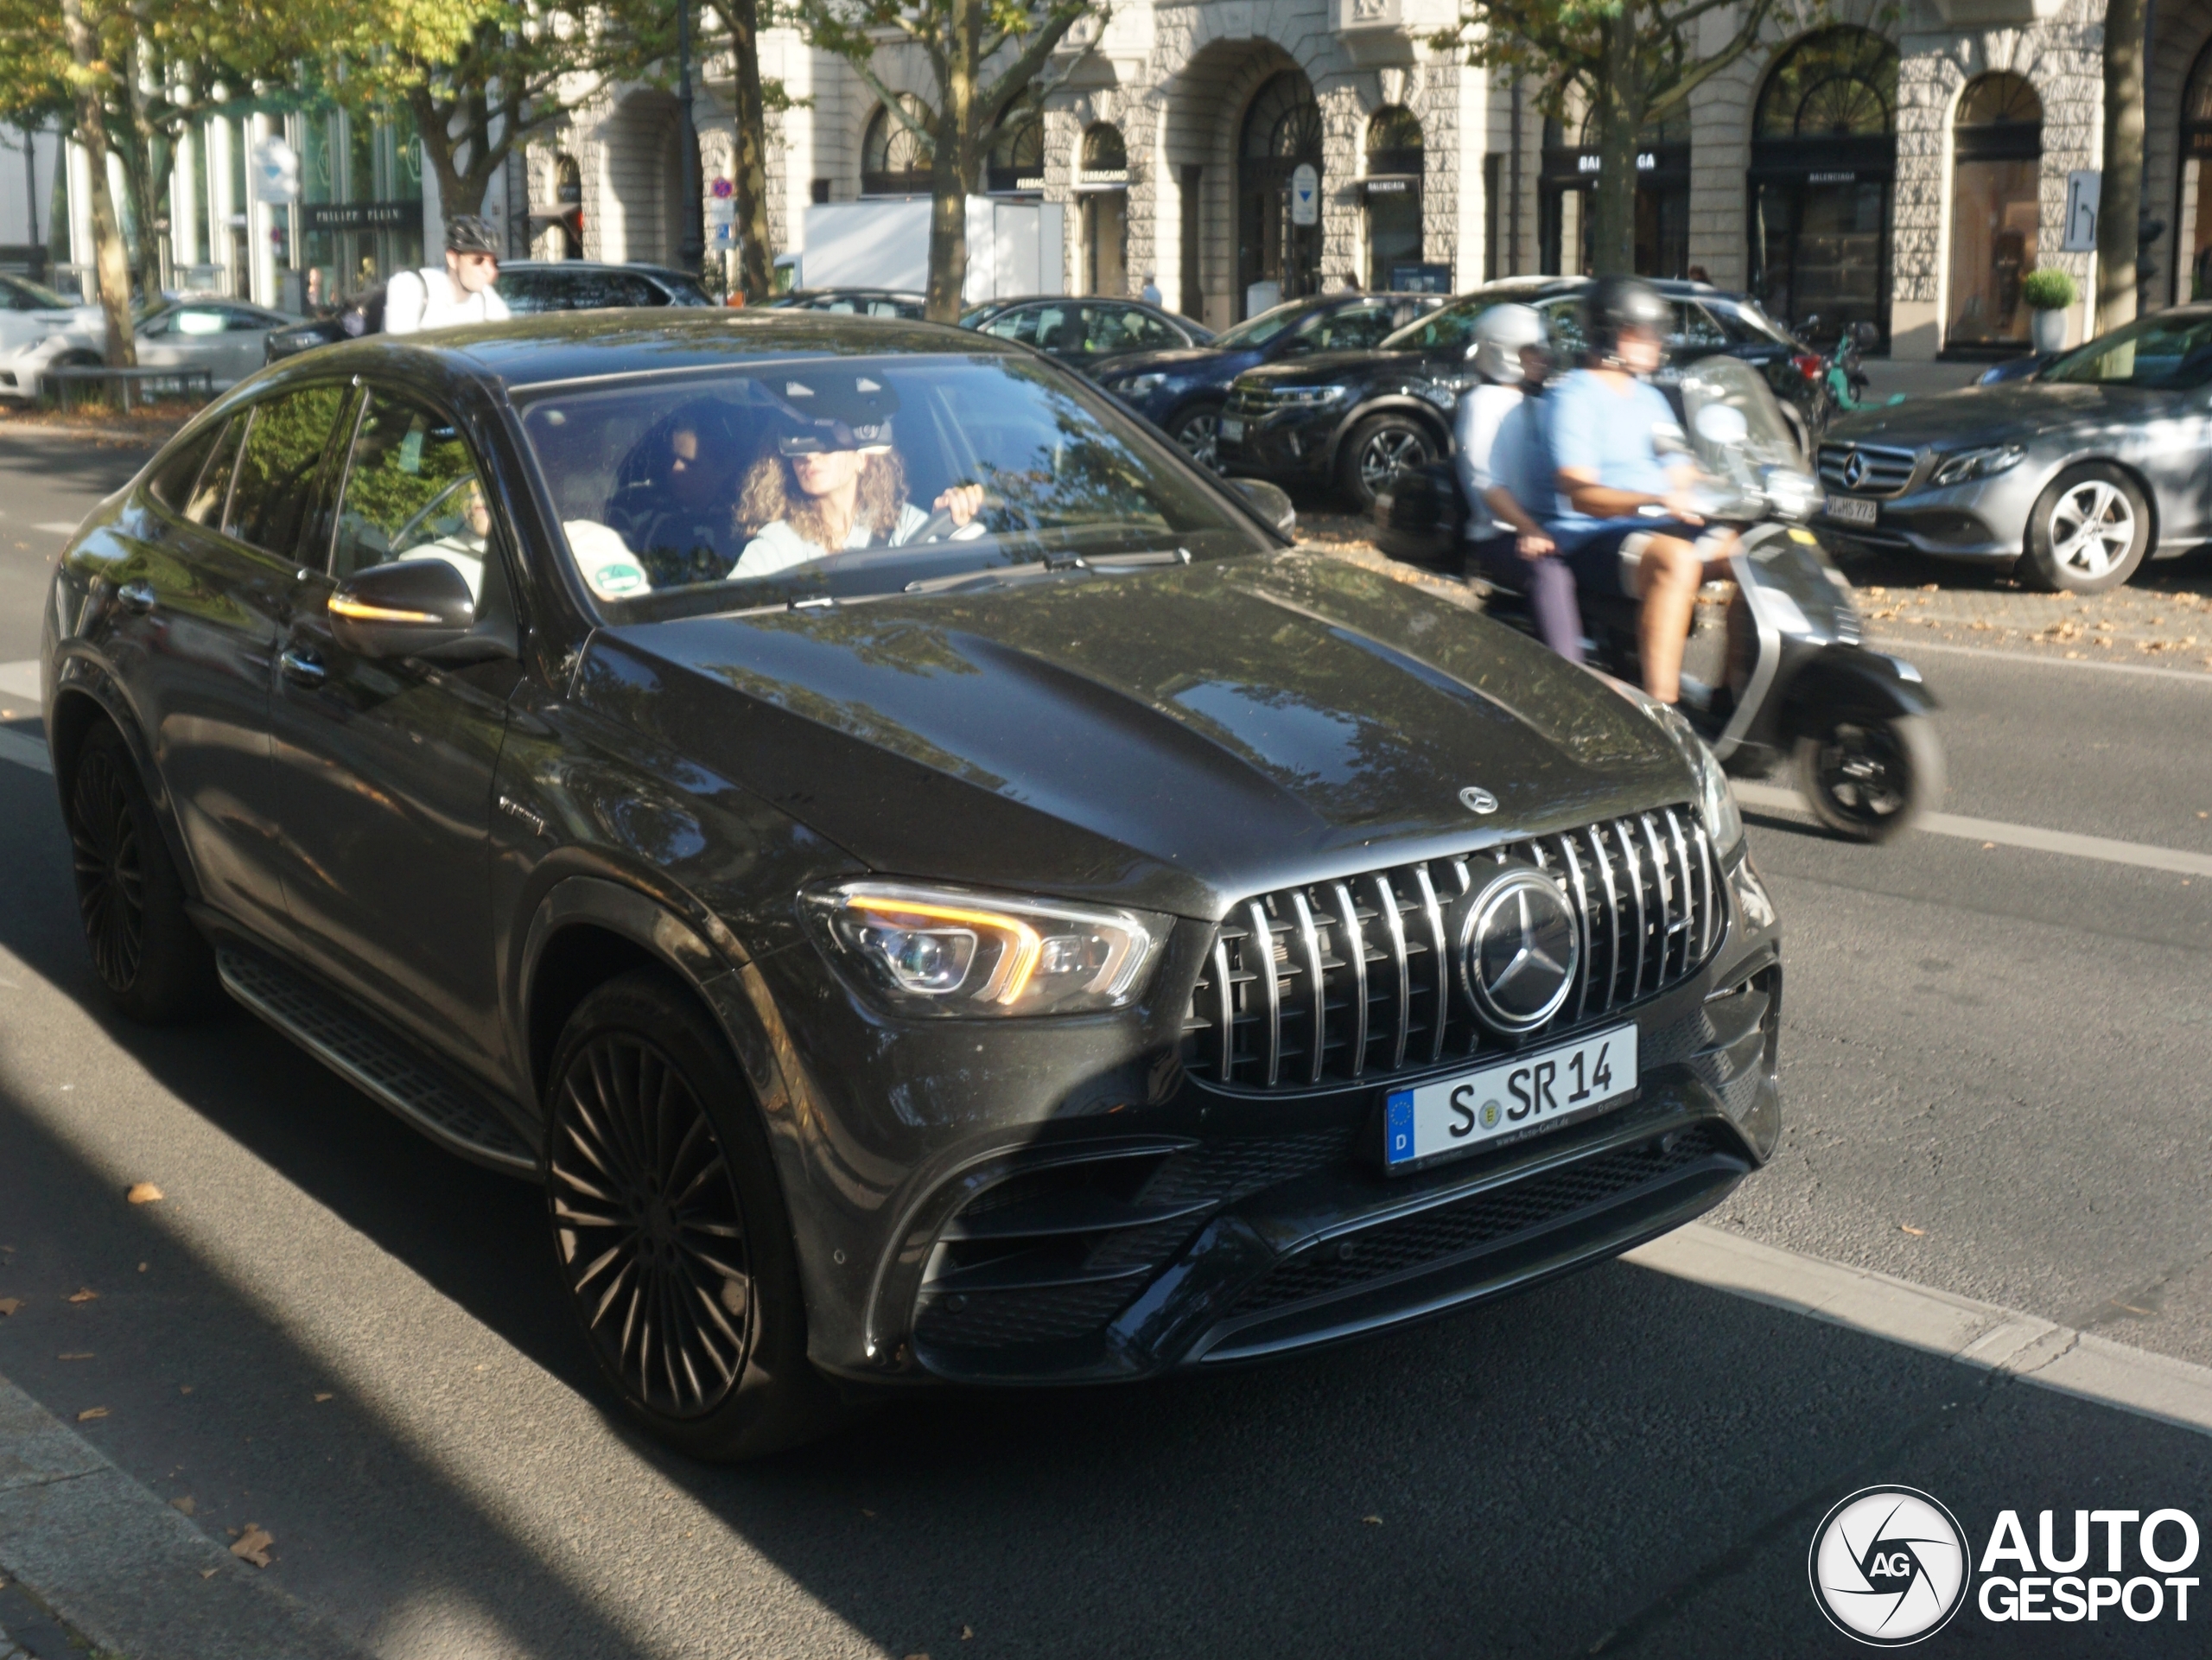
[1453,864,1580,1034]
[1459,786,1499,815]
[1840,449,1866,490]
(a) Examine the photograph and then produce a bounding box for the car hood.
[1096,347,1235,379]
[1236,350,1419,391]
[1827,380,2183,450]
[578,553,1694,919]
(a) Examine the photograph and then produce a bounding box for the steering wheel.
[912,495,995,544]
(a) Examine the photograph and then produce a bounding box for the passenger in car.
[733,374,983,577]
[611,402,749,586]
[420,479,492,601]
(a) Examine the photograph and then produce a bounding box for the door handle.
[278,646,327,687]
[117,580,156,614]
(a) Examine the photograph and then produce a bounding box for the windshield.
[1211,302,1314,349]
[3,274,79,310]
[1380,295,1508,353]
[1677,358,1802,490]
[2040,312,2212,390]
[518,353,1274,622]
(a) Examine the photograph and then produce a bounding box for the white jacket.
[384,266,511,334]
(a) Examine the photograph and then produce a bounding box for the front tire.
[1338,413,1438,510]
[2020,462,2149,593]
[1792,714,1944,843]
[543,969,842,1460]
[65,722,220,1021]
[1167,403,1224,472]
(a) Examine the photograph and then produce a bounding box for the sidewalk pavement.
[1858,357,1992,401]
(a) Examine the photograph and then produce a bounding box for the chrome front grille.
[1817,442,1918,498]
[1181,808,1722,1091]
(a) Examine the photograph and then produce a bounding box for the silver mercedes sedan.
[1815,307,2212,594]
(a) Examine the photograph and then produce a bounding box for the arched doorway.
[601,91,689,264]
[1363,108,1423,291]
[1077,124,1128,296]
[2177,40,2212,299]
[1748,27,1897,346]
[1947,72,2043,350]
[862,98,933,197]
[1237,71,1322,317]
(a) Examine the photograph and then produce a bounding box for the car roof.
[323,308,1024,391]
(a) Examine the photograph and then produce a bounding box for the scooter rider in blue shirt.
[1547,277,1738,704]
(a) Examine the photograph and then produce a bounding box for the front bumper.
[758,851,1783,1390]
[1217,407,1344,483]
[1813,468,2044,563]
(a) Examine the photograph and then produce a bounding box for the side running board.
[217,947,539,1177]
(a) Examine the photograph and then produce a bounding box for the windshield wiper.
[900,547,1190,595]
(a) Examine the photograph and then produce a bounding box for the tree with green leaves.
[1434,0,1803,277]
[793,0,1106,321]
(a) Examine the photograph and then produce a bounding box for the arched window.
[861,96,932,196]
[1748,29,1898,343]
[1080,124,1128,178]
[1238,71,1323,315]
[1363,108,1423,289]
[986,110,1043,194]
[1948,72,2044,347]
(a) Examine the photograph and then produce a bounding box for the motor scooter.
[1373,356,1944,842]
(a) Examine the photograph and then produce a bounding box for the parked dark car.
[1816,306,2212,592]
[765,288,927,319]
[1976,353,2048,385]
[1219,277,1828,508]
[961,295,1213,373]
[264,260,714,361]
[40,310,1780,1459]
[1093,292,1446,469]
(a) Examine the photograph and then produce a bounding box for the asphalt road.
[2,425,2210,1657]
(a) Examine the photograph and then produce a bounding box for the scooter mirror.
[1694,403,1750,446]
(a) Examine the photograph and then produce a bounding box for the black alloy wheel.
[66,722,219,1021]
[1340,413,1438,509]
[1169,404,1224,472]
[544,970,841,1459]
[1792,714,1943,843]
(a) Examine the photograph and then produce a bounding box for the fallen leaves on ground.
[57,1352,92,1361]
[66,1287,98,1304]
[230,1524,274,1568]
[312,1392,333,1403]
[1363,1514,1383,1525]
[0,1298,20,1317]
[124,1182,162,1205]
[76,1407,108,1421]
[170,1496,195,1516]
[199,1568,218,1580]
[1900,1224,1927,1237]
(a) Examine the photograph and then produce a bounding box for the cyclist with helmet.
[1454,303,1582,663]
[385,216,512,335]
[1547,276,1737,704]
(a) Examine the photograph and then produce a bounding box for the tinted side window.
[1309,304,1395,350]
[1672,303,1729,349]
[226,385,347,553]
[147,424,224,511]
[979,307,1039,343]
[1092,307,1180,352]
[608,274,661,307]
[498,271,556,315]
[331,394,487,583]
[1539,299,1585,357]
[182,417,245,525]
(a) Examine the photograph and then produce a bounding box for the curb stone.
[0,1372,365,1660]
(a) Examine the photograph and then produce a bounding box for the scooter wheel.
[1791,715,1944,843]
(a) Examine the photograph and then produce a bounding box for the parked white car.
[0,273,105,401]
[30,296,301,399]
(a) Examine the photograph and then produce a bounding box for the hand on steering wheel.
[916,482,990,543]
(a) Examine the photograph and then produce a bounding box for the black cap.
[767,371,899,453]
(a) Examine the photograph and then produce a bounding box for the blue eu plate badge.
[1385,1090,1416,1164]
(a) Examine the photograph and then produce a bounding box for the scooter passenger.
[1453,304,1582,664]
[1547,277,1738,704]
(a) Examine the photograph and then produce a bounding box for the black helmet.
[1581,276,1670,366]
[444,215,502,258]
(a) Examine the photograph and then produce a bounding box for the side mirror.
[327,557,483,659]
[1227,477,1296,536]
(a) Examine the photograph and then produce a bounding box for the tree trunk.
[60,0,136,369]
[925,13,980,322]
[725,0,773,301]
[2097,0,2147,330]
[1586,10,1639,277]
[410,90,493,220]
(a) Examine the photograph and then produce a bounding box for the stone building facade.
[524,0,2210,359]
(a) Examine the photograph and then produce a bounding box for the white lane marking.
[0,659,40,701]
[32,520,81,536]
[1868,633,2212,684]
[1735,781,2212,878]
[0,728,53,774]
[1630,1224,2212,1439]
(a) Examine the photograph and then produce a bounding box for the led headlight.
[1264,385,1351,408]
[1931,443,2025,487]
[804,881,1164,1018]
[1598,677,1745,857]
[1111,372,1168,397]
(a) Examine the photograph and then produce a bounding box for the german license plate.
[1384,1025,1638,1169]
[1219,416,1244,442]
[1827,494,1878,527]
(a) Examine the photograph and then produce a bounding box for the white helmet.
[1471,303,1548,385]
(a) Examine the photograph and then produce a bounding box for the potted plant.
[2023,267,2075,353]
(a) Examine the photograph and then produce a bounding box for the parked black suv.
[1219,277,1827,508]
[41,310,1781,1458]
